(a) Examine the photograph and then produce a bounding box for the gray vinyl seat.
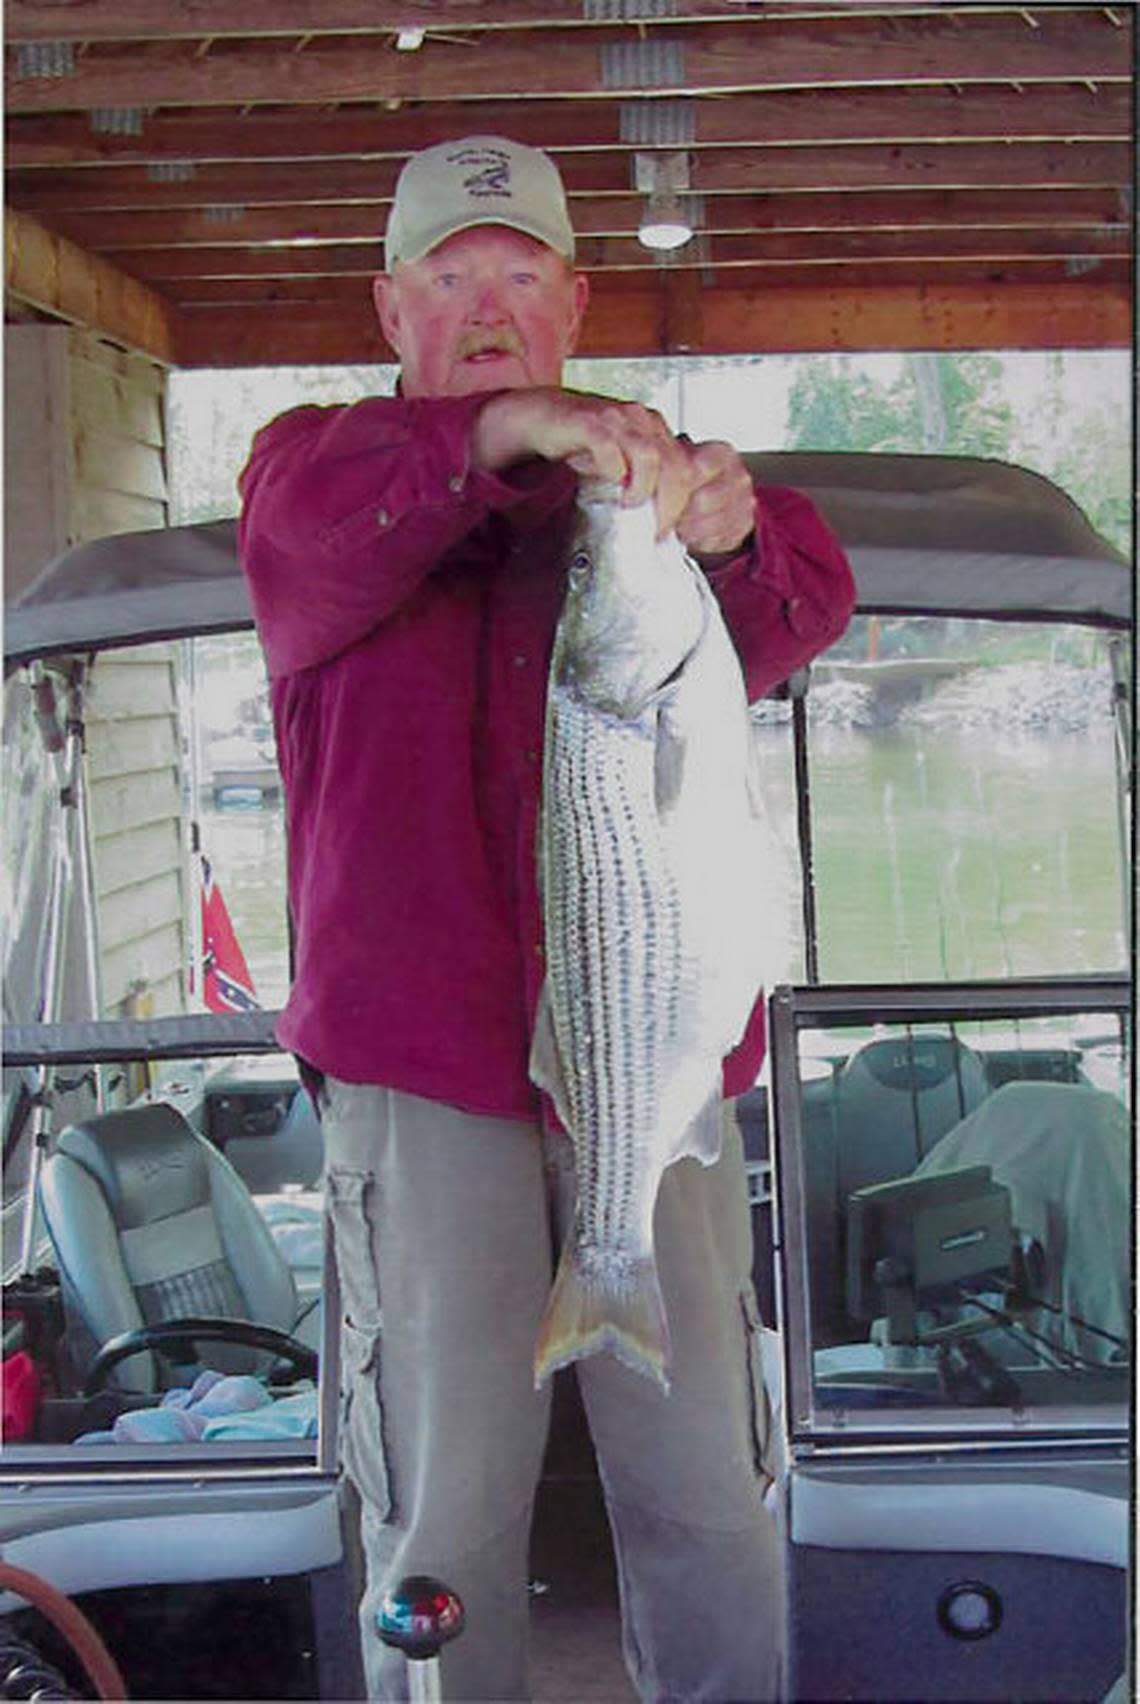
[40,1102,322,1393]
[835,1034,991,1198]
[800,1035,991,1345]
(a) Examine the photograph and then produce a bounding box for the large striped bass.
[529,483,782,1391]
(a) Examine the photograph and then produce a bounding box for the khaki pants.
[322,1080,784,1703]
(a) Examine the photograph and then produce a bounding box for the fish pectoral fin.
[674,1087,726,1168]
[653,714,687,816]
[527,980,573,1130]
[534,1242,670,1393]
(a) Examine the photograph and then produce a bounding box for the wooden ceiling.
[4,2,1135,368]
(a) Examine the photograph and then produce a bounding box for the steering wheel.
[83,1315,318,1397]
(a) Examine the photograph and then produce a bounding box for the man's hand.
[674,439,756,561]
[472,387,696,539]
[472,389,756,555]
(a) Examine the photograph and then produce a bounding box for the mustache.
[455,329,525,360]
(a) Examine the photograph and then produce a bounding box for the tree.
[786,356,906,453]
[785,353,1013,459]
[167,363,393,525]
[1045,411,1131,558]
[784,350,1128,558]
[1009,354,1131,558]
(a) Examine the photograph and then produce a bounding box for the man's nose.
[469,281,510,322]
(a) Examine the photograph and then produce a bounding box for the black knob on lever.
[377,1574,465,1699]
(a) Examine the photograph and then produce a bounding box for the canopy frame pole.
[788,667,819,985]
[1106,633,1132,951]
[17,658,100,1277]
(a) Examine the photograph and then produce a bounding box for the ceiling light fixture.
[634,151,694,252]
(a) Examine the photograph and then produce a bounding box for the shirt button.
[376,508,390,528]
[525,749,539,765]
[513,654,528,668]
[448,474,464,495]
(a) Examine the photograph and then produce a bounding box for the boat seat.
[40,1102,322,1394]
[835,1034,991,1197]
[799,1035,990,1344]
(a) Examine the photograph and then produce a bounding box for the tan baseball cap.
[384,136,575,270]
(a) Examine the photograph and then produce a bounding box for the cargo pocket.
[740,1286,776,1484]
[327,1167,391,1518]
[339,1318,392,1517]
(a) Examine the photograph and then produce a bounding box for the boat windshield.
[770,982,1131,1446]
[750,615,1129,988]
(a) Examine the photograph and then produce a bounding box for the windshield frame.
[769,975,1132,1459]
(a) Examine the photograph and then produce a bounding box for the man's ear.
[565,271,590,357]
[372,274,401,354]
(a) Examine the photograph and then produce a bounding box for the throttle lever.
[377,1574,464,1704]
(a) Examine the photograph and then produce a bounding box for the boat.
[1,447,1130,1701]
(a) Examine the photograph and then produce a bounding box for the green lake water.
[201,720,1128,1015]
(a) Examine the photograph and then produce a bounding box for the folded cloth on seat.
[160,1368,269,1415]
[203,1388,318,1440]
[75,1368,316,1443]
[78,1405,209,1444]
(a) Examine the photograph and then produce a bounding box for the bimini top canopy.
[5,452,1130,667]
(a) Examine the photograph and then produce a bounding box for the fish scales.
[530,485,781,1390]
[553,699,678,1257]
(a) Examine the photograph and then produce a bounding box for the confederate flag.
[200,854,260,1013]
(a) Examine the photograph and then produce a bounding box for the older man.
[239,136,854,1702]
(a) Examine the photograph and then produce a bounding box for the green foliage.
[1028,398,1131,560]
[168,349,1129,561]
[786,353,1013,458]
[167,363,394,526]
[787,360,903,453]
[785,350,1129,559]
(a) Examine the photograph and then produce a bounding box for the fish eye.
[569,550,592,584]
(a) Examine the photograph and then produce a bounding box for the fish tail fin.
[533,1242,670,1393]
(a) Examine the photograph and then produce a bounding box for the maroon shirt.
[238,393,855,1118]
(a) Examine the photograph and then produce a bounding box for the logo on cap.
[449,145,512,200]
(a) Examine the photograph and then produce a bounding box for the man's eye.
[511,271,538,286]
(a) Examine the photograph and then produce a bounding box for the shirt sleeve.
[702,483,857,700]
[237,393,549,676]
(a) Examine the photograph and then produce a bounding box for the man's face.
[373,226,589,399]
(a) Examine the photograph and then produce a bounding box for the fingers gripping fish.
[529,483,782,1391]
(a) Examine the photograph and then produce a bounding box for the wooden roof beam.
[171,277,1131,367]
[4,0,818,40]
[160,260,1132,310]
[5,2,1125,44]
[5,206,177,360]
[100,224,1130,282]
[8,142,1130,215]
[5,13,1132,113]
[44,187,1126,251]
[7,85,1131,171]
